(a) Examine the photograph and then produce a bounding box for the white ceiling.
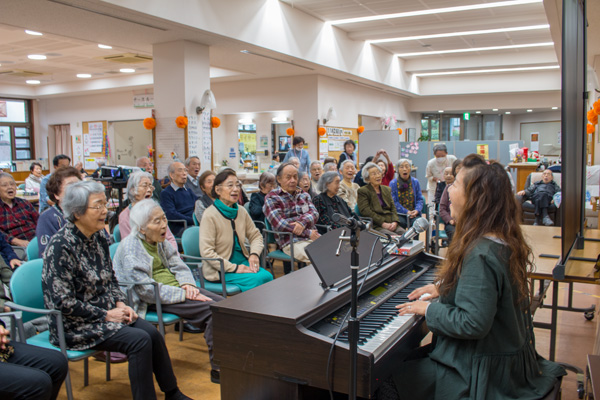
[0,0,597,115]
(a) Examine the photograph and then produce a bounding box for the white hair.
[129,199,163,236]
[361,162,381,182]
[126,171,154,203]
[62,180,106,222]
[317,171,339,193]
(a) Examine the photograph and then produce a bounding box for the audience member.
[357,162,404,235]
[249,172,276,223]
[391,154,565,400]
[0,319,68,400]
[184,156,203,197]
[313,171,357,233]
[0,233,20,309]
[323,162,338,173]
[200,170,272,290]
[160,162,197,235]
[25,162,44,193]
[373,149,394,186]
[434,166,453,205]
[517,169,561,226]
[288,156,300,170]
[36,167,82,257]
[439,160,462,242]
[282,136,311,174]
[298,171,317,198]
[136,157,161,201]
[0,173,38,247]
[338,160,360,210]
[354,156,374,187]
[309,161,323,192]
[39,154,71,213]
[113,199,223,382]
[390,159,425,228]
[337,139,357,169]
[42,181,192,400]
[425,143,457,204]
[194,170,216,224]
[119,171,177,249]
[264,163,320,271]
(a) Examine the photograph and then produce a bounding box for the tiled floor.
[57,257,600,400]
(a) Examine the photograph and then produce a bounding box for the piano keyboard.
[337,269,436,360]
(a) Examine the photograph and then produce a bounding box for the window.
[238,123,257,164]
[0,99,34,168]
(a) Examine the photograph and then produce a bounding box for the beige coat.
[199,204,264,282]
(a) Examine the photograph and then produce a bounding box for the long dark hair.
[437,154,532,304]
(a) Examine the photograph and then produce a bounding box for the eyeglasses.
[0,182,17,188]
[219,182,243,190]
[369,170,382,177]
[88,202,109,211]
[138,183,155,190]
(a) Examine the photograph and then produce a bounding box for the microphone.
[395,217,429,247]
[332,213,367,231]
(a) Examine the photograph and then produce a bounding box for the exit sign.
[463,112,470,120]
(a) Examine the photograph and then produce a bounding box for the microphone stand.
[336,226,360,400]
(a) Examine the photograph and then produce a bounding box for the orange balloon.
[318,127,326,136]
[594,101,600,115]
[587,123,595,134]
[211,117,221,128]
[286,128,295,136]
[143,117,156,130]
[357,126,365,134]
[175,116,188,129]
[398,128,403,135]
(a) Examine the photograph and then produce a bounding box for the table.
[523,225,600,360]
[508,162,539,192]
[16,194,39,204]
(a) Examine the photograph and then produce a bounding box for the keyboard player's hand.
[407,284,439,301]
[396,300,428,316]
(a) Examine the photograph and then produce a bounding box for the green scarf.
[214,198,238,219]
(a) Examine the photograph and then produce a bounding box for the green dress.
[394,238,565,400]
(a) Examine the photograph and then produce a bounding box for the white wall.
[502,111,561,141]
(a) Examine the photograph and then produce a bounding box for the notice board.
[82,120,108,171]
[318,126,358,162]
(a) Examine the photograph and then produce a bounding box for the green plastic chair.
[109,242,120,259]
[26,237,39,260]
[263,218,298,273]
[193,212,199,226]
[112,224,121,243]
[180,226,241,297]
[18,183,25,190]
[7,259,110,400]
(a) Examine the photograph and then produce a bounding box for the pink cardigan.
[118,206,178,250]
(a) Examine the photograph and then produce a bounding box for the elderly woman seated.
[357,162,405,235]
[338,160,359,210]
[390,159,425,228]
[194,170,216,224]
[200,170,273,291]
[113,199,223,382]
[120,171,177,249]
[36,166,82,257]
[313,171,357,233]
[42,181,192,400]
[0,172,39,247]
[298,171,317,198]
[249,171,276,223]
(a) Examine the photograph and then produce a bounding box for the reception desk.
[508,162,539,192]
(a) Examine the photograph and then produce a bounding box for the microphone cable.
[325,237,388,399]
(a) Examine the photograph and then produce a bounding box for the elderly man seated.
[0,173,38,247]
[517,169,561,226]
[263,162,320,273]
[184,156,203,197]
[113,199,223,383]
[160,161,197,236]
[136,157,162,201]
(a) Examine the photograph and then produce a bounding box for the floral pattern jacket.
[42,222,127,351]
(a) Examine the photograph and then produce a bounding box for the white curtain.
[53,124,70,158]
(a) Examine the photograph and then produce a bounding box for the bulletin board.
[186,111,213,171]
[82,120,108,171]
[318,126,359,162]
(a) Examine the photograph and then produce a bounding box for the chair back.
[109,242,119,259]
[26,237,40,260]
[181,226,200,257]
[264,218,276,245]
[193,212,199,226]
[18,183,25,190]
[354,204,361,217]
[9,259,45,323]
[113,224,121,242]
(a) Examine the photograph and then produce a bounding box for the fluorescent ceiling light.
[370,25,549,44]
[527,109,533,112]
[552,106,558,109]
[476,111,482,114]
[28,54,46,60]
[396,42,553,58]
[505,111,511,114]
[493,109,499,111]
[77,73,92,78]
[26,80,40,84]
[25,30,43,36]
[272,115,288,122]
[98,44,112,49]
[239,118,254,124]
[414,65,559,77]
[120,68,135,73]
[329,0,542,25]
[438,110,444,113]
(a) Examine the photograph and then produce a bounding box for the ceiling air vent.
[99,53,152,64]
[0,70,45,77]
